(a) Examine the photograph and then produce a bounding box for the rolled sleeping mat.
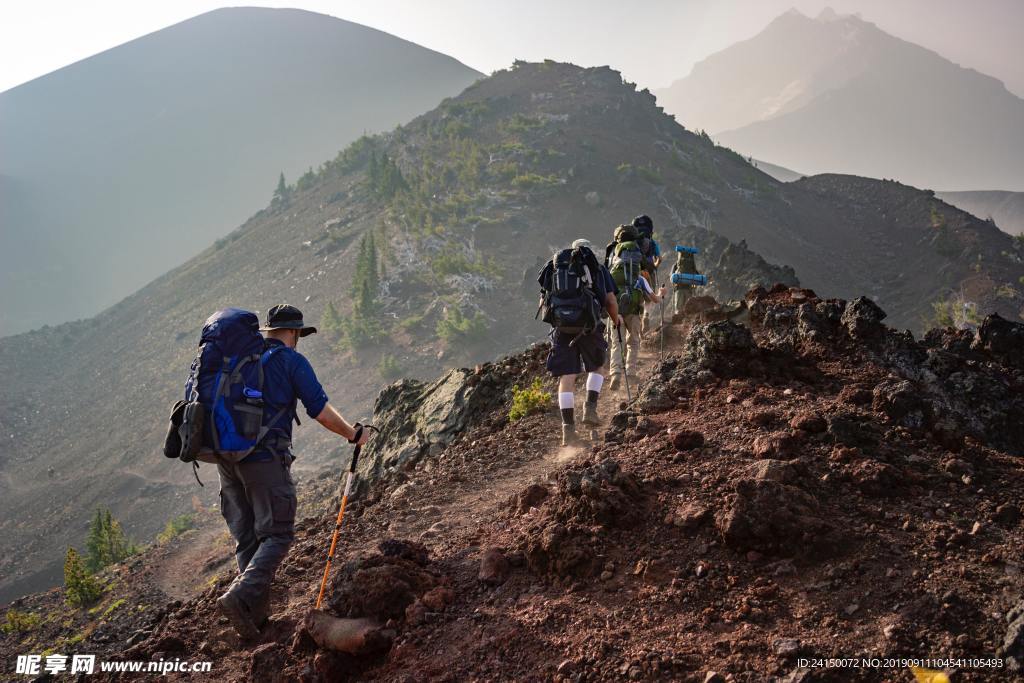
[671,272,708,286]
[675,245,700,254]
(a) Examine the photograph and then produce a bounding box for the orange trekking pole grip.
[315,423,377,609]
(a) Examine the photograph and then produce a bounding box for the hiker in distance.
[672,245,702,321]
[606,224,665,390]
[630,215,662,334]
[537,238,620,446]
[216,304,370,639]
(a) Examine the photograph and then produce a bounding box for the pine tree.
[321,301,343,338]
[64,547,101,607]
[272,172,289,206]
[85,506,135,572]
[366,233,379,296]
[85,508,106,572]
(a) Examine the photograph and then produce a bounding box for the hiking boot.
[561,424,582,447]
[251,591,271,629]
[582,401,601,426]
[217,590,260,640]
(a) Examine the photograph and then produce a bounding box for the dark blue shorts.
[546,325,608,376]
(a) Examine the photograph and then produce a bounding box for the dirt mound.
[511,459,645,581]
[324,539,443,622]
[715,477,842,558]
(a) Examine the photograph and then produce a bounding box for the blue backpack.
[166,308,290,470]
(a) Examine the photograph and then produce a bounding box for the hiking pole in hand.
[315,423,378,610]
[615,323,632,403]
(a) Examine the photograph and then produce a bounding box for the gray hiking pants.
[217,452,296,608]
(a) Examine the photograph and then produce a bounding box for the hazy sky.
[1,0,1022,96]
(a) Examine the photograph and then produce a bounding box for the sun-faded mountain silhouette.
[0,7,481,336]
[655,8,1024,192]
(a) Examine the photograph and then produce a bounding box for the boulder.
[671,430,705,451]
[479,548,510,586]
[715,478,838,557]
[841,296,886,340]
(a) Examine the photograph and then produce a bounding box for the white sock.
[558,392,575,410]
[585,373,604,393]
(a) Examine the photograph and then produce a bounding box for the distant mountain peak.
[655,8,1024,191]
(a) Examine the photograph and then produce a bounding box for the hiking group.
[159,214,705,640]
[537,214,704,446]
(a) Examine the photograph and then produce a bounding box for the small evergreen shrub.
[509,378,552,421]
[64,548,101,607]
[156,513,195,544]
[1,609,39,634]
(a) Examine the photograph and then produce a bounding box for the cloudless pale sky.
[1,0,1022,96]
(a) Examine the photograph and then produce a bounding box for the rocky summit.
[5,288,1022,682]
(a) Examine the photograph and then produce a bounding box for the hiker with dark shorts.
[215,304,369,639]
[537,239,620,446]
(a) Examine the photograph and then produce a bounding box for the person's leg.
[608,324,624,388]
[218,455,296,637]
[558,372,577,425]
[624,314,642,377]
[217,462,257,574]
[546,331,582,445]
[234,458,296,606]
[580,329,608,425]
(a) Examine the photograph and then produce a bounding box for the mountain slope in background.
[1,61,1021,604]
[655,8,1024,192]
[0,7,481,336]
[937,191,1024,237]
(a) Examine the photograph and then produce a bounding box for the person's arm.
[315,403,369,445]
[648,286,667,304]
[290,353,369,446]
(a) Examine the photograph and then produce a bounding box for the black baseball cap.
[260,304,317,337]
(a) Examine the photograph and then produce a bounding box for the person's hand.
[350,423,371,446]
[614,315,623,328]
[658,286,666,298]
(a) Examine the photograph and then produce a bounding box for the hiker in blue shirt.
[216,304,369,640]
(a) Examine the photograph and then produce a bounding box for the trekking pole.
[654,268,665,360]
[315,423,378,610]
[616,324,632,403]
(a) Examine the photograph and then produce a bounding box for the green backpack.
[610,240,645,316]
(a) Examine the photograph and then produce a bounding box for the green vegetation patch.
[509,378,552,422]
[156,513,196,544]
